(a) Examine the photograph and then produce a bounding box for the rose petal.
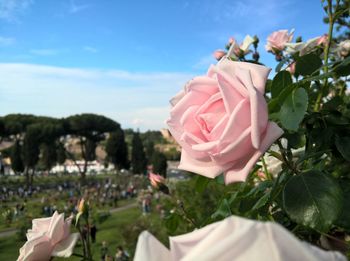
[52,233,80,258]
[223,122,283,184]
[170,90,186,106]
[178,149,230,179]
[234,67,268,149]
[18,236,52,261]
[216,71,246,114]
[48,211,65,244]
[217,60,271,94]
[134,231,171,261]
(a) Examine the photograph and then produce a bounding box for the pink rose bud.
[149,173,169,194]
[213,50,226,60]
[17,212,79,261]
[286,62,296,75]
[149,173,165,187]
[253,51,260,61]
[228,37,235,45]
[167,60,283,184]
[316,34,328,46]
[257,170,267,180]
[265,29,294,53]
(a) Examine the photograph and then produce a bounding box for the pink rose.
[265,30,293,53]
[213,50,226,60]
[316,34,328,46]
[17,211,79,261]
[149,173,165,188]
[227,36,254,58]
[286,62,296,75]
[167,60,283,184]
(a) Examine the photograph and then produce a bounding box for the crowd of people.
[0,174,169,260]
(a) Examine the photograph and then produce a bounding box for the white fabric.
[134,216,347,261]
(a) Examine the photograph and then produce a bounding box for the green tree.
[151,150,168,176]
[106,129,129,171]
[22,124,41,188]
[64,114,120,180]
[131,132,147,174]
[10,140,24,175]
[40,142,57,172]
[145,140,155,164]
[56,143,66,165]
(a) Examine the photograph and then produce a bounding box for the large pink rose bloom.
[167,60,283,184]
[265,29,293,53]
[17,211,79,261]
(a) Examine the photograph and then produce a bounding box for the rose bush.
[17,211,79,261]
[265,29,294,53]
[167,60,283,184]
[161,2,350,259]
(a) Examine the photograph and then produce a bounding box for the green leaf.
[195,175,210,193]
[336,180,350,231]
[283,171,343,232]
[284,132,305,149]
[215,174,225,185]
[275,56,290,72]
[279,88,308,131]
[335,136,350,162]
[252,192,270,210]
[211,198,232,219]
[268,83,298,114]
[271,71,292,98]
[75,212,83,227]
[295,53,322,76]
[164,213,180,233]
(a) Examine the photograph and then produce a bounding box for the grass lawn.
[0,204,169,261]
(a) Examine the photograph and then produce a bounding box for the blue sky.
[0,0,328,130]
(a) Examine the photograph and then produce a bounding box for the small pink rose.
[286,62,296,75]
[228,37,235,45]
[316,34,328,46]
[17,211,79,261]
[265,30,294,53]
[167,60,283,184]
[213,50,226,60]
[228,35,254,58]
[149,173,165,188]
[257,170,267,180]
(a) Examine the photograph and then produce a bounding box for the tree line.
[0,113,168,188]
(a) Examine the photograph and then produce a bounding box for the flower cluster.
[17,212,79,261]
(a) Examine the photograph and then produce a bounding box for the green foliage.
[278,88,308,131]
[40,142,57,171]
[271,71,292,98]
[106,129,129,170]
[131,132,147,174]
[283,171,343,232]
[295,53,323,76]
[151,150,167,176]
[22,124,41,168]
[10,141,24,174]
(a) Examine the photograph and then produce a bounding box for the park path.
[0,202,138,239]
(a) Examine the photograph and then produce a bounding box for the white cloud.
[69,0,90,14]
[83,46,98,53]
[0,0,33,22]
[30,49,59,56]
[0,36,15,46]
[0,63,192,131]
[192,54,215,71]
